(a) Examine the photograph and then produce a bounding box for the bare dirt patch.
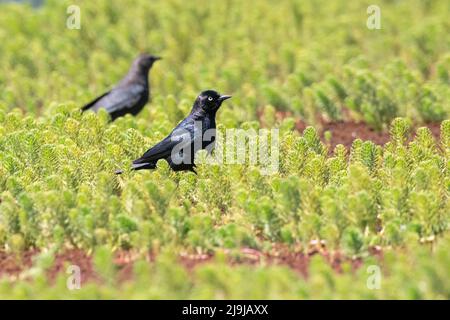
[0,250,37,279]
[47,249,98,284]
[321,120,442,151]
[0,244,381,284]
[319,120,390,150]
[273,111,442,151]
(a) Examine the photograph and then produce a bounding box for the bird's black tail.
[115,161,156,175]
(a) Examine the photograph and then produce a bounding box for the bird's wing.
[81,91,110,111]
[83,84,145,114]
[133,137,179,165]
[133,122,194,165]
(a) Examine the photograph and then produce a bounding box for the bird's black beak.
[219,95,232,102]
[152,56,162,61]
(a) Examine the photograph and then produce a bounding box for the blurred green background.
[0,0,448,128]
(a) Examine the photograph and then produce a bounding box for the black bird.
[82,54,161,120]
[117,90,231,174]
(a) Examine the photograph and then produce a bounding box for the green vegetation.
[2,235,450,299]
[1,0,448,128]
[0,0,449,299]
[1,109,448,252]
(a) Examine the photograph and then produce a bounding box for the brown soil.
[0,243,381,285]
[319,120,442,151]
[320,121,389,150]
[47,249,99,284]
[0,250,37,279]
[271,111,442,151]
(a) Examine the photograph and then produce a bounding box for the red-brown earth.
[0,243,383,285]
[271,111,442,151]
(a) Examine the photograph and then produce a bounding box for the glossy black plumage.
[82,54,161,120]
[116,90,231,174]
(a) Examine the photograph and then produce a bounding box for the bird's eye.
[208,96,213,101]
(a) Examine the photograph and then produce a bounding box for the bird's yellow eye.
[208,96,213,101]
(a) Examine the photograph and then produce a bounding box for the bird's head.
[135,53,162,71]
[195,90,232,113]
